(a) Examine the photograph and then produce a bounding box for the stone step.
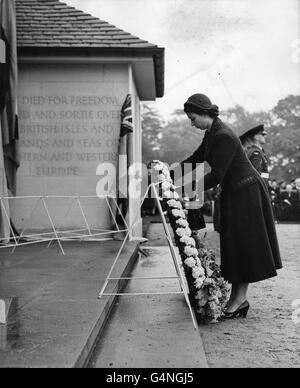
[88,246,208,368]
[0,241,140,368]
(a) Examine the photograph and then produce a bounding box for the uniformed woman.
[179,94,282,320]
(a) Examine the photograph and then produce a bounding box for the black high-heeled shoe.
[221,300,250,320]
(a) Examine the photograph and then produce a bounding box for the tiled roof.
[16,0,157,48]
[15,0,165,97]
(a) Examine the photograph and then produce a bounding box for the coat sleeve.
[203,133,237,191]
[180,137,206,166]
[169,137,206,187]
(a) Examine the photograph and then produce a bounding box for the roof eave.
[17,45,165,98]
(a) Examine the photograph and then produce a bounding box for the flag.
[0,0,19,240]
[115,94,133,227]
[109,94,133,237]
[0,0,19,196]
[120,94,133,138]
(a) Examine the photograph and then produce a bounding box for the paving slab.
[0,240,139,368]
[198,223,300,368]
[89,246,208,368]
[146,221,300,368]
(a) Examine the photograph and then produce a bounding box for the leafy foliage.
[160,116,205,165]
[268,95,300,180]
[141,104,164,164]
[142,95,300,181]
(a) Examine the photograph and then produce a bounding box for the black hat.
[239,124,266,144]
[184,93,219,117]
[185,94,214,110]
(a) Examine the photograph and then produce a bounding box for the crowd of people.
[268,178,300,222]
[203,178,300,227]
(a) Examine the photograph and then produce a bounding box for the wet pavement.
[88,246,208,368]
[199,223,300,368]
[146,221,300,368]
[0,240,139,368]
[1,219,298,368]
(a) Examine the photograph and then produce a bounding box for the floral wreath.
[153,160,229,322]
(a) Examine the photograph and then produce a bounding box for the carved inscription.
[19,93,121,176]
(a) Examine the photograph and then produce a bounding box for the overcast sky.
[65,0,300,120]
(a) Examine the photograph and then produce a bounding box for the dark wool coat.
[246,144,269,175]
[181,118,282,283]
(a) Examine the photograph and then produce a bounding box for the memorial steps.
[0,240,139,368]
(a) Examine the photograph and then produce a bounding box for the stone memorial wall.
[12,63,129,231]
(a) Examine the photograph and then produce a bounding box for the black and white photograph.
[0,0,299,371]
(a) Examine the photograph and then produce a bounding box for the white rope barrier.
[0,195,130,255]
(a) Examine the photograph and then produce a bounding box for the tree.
[159,111,204,165]
[141,103,164,164]
[218,103,300,181]
[220,105,271,137]
[268,95,300,181]
[141,95,300,182]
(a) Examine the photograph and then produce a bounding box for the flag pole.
[0,0,19,240]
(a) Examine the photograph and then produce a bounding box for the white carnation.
[176,218,188,228]
[172,191,179,199]
[184,257,196,268]
[157,174,166,182]
[163,190,174,199]
[180,235,192,245]
[171,209,186,219]
[194,277,205,289]
[176,228,189,237]
[179,235,196,246]
[192,266,205,279]
[153,162,165,171]
[185,227,192,236]
[161,181,172,191]
[167,199,182,209]
[162,167,170,177]
[197,266,205,277]
[203,278,215,286]
[184,246,198,257]
[164,190,180,200]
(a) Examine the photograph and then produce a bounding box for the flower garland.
[153,160,229,322]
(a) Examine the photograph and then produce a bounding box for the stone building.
[13,0,164,237]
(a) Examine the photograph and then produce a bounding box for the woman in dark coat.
[180,93,282,319]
